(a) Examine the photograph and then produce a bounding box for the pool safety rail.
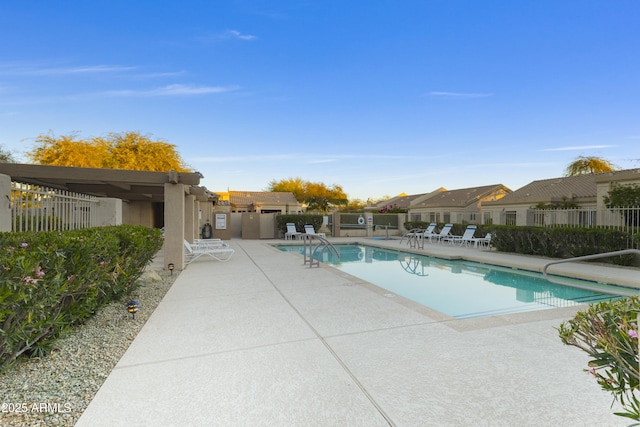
[399,229,428,249]
[542,249,640,297]
[298,234,340,268]
[372,224,395,240]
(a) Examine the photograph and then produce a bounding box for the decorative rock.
[0,270,178,426]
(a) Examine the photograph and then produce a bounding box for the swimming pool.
[276,244,634,319]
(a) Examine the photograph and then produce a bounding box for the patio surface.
[76,238,637,427]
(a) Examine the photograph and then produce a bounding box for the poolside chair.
[285,223,302,240]
[418,223,437,242]
[405,223,437,249]
[184,240,234,264]
[193,238,227,248]
[445,225,477,246]
[469,232,492,249]
[429,223,453,243]
[186,238,228,249]
[304,224,326,238]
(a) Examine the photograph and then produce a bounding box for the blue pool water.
[276,244,635,319]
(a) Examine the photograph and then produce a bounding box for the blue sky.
[1,1,639,201]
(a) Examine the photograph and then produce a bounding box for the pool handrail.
[298,233,340,267]
[542,249,640,297]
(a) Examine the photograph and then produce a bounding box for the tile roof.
[375,193,434,209]
[228,191,299,206]
[594,168,640,183]
[415,184,510,208]
[489,174,597,205]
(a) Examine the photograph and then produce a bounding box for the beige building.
[217,190,303,214]
[483,168,640,226]
[408,184,511,225]
[373,189,445,211]
[483,175,597,226]
[595,168,640,208]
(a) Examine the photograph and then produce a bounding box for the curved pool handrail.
[299,234,340,267]
[542,249,640,296]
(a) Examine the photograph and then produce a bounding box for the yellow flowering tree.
[27,132,191,172]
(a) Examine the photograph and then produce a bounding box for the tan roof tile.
[491,174,597,205]
[229,191,299,205]
[375,193,432,209]
[418,184,510,208]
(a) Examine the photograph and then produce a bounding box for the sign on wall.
[215,213,227,230]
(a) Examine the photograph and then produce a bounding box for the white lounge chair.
[445,225,477,246]
[193,238,227,248]
[304,224,326,238]
[469,232,492,249]
[184,240,234,264]
[429,223,453,243]
[417,223,437,242]
[285,223,302,240]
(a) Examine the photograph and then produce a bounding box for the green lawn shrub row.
[0,225,163,370]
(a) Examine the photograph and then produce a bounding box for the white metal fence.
[9,181,99,232]
[529,207,640,235]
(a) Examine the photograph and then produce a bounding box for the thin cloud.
[225,30,257,40]
[198,30,257,43]
[195,154,299,163]
[541,145,615,151]
[0,63,187,80]
[194,153,443,164]
[307,158,337,164]
[102,84,239,97]
[428,91,493,99]
[138,70,188,79]
[28,65,137,76]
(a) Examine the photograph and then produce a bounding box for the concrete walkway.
[76,239,635,427]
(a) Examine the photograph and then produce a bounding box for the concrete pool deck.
[76,238,636,426]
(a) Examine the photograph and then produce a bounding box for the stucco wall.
[122,201,155,227]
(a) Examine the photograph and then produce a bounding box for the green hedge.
[485,225,637,265]
[0,225,163,370]
[276,214,324,235]
[403,223,637,265]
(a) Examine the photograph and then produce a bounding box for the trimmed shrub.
[485,225,636,265]
[0,225,163,369]
[276,214,324,236]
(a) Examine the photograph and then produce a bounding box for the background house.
[483,175,597,226]
[408,184,511,225]
[373,189,445,212]
[216,190,303,214]
[595,168,640,209]
[483,168,640,227]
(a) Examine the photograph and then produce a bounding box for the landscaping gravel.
[0,268,177,427]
